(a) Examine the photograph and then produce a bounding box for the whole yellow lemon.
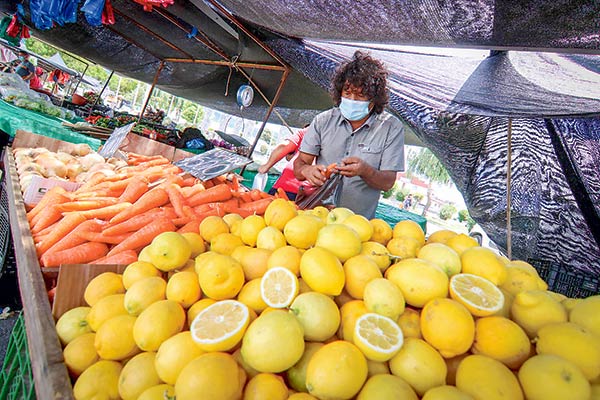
[363,278,405,321]
[289,292,341,341]
[197,253,245,300]
[124,276,167,316]
[460,247,507,285]
[133,300,185,351]
[84,272,125,307]
[283,214,325,249]
[73,360,122,400]
[147,231,192,271]
[174,352,246,400]
[166,271,201,308]
[570,295,600,337]
[95,314,139,361]
[420,298,474,358]
[243,373,288,400]
[264,198,298,231]
[422,385,474,400]
[510,290,567,338]
[456,355,523,400]
[472,316,531,369]
[343,214,374,242]
[63,333,98,377]
[241,310,305,373]
[56,306,92,346]
[369,218,393,245]
[385,258,448,308]
[536,321,600,380]
[118,352,161,400]
[87,293,127,332]
[357,374,418,400]
[287,342,325,392]
[360,241,392,272]
[154,331,204,385]
[315,224,362,262]
[306,340,368,400]
[122,261,162,290]
[518,354,590,400]
[388,337,447,396]
[417,243,461,277]
[300,247,345,296]
[392,220,425,246]
[426,229,457,245]
[343,255,383,299]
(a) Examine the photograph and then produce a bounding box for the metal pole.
[71,63,89,95]
[506,118,513,259]
[247,68,290,158]
[139,61,165,122]
[87,70,114,118]
[162,58,286,72]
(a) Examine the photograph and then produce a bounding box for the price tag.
[175,148,252,181]
[98,123,135,158]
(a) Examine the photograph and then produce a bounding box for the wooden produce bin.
[3,149,74,399]
[3,130,187,399]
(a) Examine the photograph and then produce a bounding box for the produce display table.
[2,150,73,399]
[0,100,101,149]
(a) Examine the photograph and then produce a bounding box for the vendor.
[294,51,405,219]
[14,51,43,89]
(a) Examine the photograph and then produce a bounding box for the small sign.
[23,175,82,205]
[174,148,252,181]
[98,123,135,158]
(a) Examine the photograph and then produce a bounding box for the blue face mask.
[18,56,25,62]
[339,97,371,121]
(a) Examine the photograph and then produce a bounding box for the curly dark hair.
[330,50,389,114]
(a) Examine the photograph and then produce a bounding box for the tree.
[407,148,452,217]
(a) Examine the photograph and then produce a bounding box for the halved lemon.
[260,266,299,308]
[353,312,404,362]
[449,273,505,317]
[190,299,250,352]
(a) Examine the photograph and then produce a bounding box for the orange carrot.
[181,183,205,199]
[102,208,164,236]
[249,189,262,201]
[172,216,193,227]
[118,176,149,204]
[75,172,110,192]
[77,231,132,244]
[177,219,201,234]
[37,212,87,257]
[239,198,273,215]
[55,198,118,212]
[26,187,68,222]
[106,217,176,257]
[41,241,109,268]
[43,219,104,257]
[29,192,70,227]
[181,176,198,187]
[109,187,170,224]
[31,205,64,235]
[275,188,289,201]
[238,191,253,203]
[187,184,232,207]
[78,202,132,220]
[90,250,138,265]
[33,220,61,238]
[165,184,187,218]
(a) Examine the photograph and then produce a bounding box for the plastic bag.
[252,173,268,191]
[295,173,341,210]
[102,0,115,25]
[81,0,106,26]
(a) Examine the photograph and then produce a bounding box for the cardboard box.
[23,175,82,205]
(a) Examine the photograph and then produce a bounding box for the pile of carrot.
[25,152,286,268]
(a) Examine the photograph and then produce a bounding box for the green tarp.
[375,202,427,234]
[0,100,101,150]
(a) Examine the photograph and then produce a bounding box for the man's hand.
[302,164,328,186]
[257,165,269,174]
[337,156,369,177]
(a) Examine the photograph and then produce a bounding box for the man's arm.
[258,140,297,174]
[294,152,328,186]
[336,156,396,190]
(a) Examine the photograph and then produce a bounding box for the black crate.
[528,258,600,298]
[0,178,11,276]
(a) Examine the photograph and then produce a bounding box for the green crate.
[239,170,279,194]
[374,202,427,234]
[0,313,35,400]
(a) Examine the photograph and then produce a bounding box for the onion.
[71,143,92,157]
[56,151,76,164]
[79,152,106,171]
[35,153,67,178]
[17,162,44,175]
[66,161,84,180]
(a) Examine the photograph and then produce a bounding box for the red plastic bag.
[5,14,20,38]
[133,0,174,12]
[20,25,30,39]
[102,0,115,25]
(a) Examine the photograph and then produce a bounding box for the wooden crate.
[3,149,74,399]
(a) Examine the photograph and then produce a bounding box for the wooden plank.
[52,264,126,320]
[3,150,74,400]
[119,132,176,160]
[12,130,81,154]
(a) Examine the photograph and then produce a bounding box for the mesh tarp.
[267,38,600,272]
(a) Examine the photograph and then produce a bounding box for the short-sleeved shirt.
[272,128,306,194]
[15,60,35,80]
[300,107,405,218]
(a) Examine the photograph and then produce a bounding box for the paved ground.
[0,242,22,367]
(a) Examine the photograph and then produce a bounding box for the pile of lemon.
[55,198,600,400]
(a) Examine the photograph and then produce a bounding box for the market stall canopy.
[1,0,600,272]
